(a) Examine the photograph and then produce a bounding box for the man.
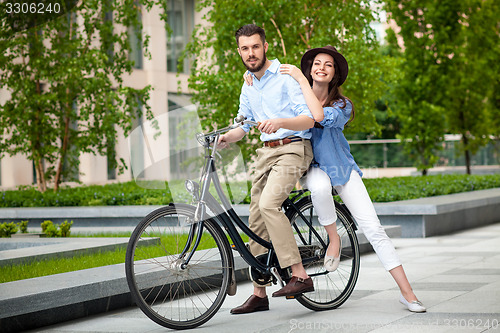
[218,24,315,314]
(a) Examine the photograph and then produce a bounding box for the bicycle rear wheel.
[125,204,231,330]
[286,196,360,311]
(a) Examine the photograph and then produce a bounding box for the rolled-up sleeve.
[319,100,352,129]
[286,78,314,119]
[237,85,254,132]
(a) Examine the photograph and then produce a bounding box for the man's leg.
[231,148,271,314]
[258,142,313,269]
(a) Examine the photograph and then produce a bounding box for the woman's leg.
[390,266,418,302]
[338,171,421,303]
[303,167,340,257]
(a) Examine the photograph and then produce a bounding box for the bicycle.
[125,117,361,330]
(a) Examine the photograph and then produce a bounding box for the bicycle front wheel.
[125,204,231,330]
[286,196,360,311]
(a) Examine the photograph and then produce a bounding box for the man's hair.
[235,24,266,45]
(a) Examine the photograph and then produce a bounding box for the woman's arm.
[243,67,324,122]
[279,64,324,123]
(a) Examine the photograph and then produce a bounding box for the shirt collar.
[267,59,280,74]
[250,59,280,79]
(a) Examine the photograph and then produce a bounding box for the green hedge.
[363,173,500,202]
[0,174,499,208]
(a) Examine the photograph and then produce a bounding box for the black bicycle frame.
[185,143,275,275]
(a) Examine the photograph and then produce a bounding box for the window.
[106,140,117,180]
[167,93,201,179]
[166,0,194,73]
[102,0,114,64]
[129,99,144,179]
[129,5,143,69]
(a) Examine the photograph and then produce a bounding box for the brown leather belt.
[263,136,305,147]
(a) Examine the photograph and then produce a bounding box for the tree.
[0,0,160,192]
[441,0,499,174]
[183,0,391,162]
[385,0,499,174]
[384,0,451,175]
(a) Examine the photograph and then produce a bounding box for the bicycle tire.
[286,196,360,311]
[125,204,231,330]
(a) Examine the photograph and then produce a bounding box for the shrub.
[0,222,18,237]
[41,220,53,233]
[17,220,28,233]
[40,219,72,237]
[44,223,61,237]
[60,220,73,237]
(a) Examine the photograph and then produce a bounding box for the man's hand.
[218,134,230,149]
[217,127,246,149]
[258,119,282,134]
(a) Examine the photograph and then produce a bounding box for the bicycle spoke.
[286,197,360,310]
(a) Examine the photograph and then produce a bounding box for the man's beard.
[242,53,267,73]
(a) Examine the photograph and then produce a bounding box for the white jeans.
[301,167,401,271]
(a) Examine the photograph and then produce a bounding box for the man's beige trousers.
[248,140,313,270]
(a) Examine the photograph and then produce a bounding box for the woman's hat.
[300,45,348,86]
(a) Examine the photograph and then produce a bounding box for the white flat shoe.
[399,294,426,312]
[324,234,341,272]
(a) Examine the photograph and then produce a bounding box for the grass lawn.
[0,233,249,283]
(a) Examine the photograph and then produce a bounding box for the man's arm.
[218,127,246,146]
[258,115,314,134]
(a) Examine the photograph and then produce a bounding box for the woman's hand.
[280,64,307,84]
[243,71,253,86]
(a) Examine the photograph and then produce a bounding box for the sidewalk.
[25,222,500,333]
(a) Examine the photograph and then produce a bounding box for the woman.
[244,46,426,312]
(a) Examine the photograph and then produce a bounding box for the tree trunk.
[53,102,71,192]
[464,149,471,175]
[462,134,471,175]
[35,159,47,192]
[422,169,428,176]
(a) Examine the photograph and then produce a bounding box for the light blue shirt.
[237,59,313,141]
[311,99,363,187]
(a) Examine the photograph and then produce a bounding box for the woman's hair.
[323,61,355,126]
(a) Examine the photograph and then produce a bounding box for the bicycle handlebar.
[197,117,259,146]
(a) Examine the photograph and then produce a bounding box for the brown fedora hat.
[300,45,349,86]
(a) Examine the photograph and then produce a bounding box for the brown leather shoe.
[230,295,269,314]
[272,276,314,297]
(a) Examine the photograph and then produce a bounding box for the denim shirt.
[237,59,313,141]
[311,99,362,186]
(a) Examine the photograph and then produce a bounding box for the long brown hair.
[322,61,355,127]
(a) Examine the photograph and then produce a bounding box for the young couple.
[219,24,426,315]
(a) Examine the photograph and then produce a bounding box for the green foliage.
[0,222,18,237]
[44,222,61,237]
[184,0,390,162]
[40,219,72,237]
[384,0,499,174]
[18,220,28,233]
[60,220,73,237]
[40,220,52,233]
[0,0,163,192]
[363,174,500,202]
[439,0,500,173]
